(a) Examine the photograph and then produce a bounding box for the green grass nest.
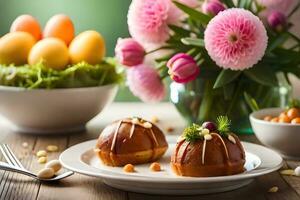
[0,59,123,89]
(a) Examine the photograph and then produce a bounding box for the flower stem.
[226,77,243,116]
[146,46,172,55]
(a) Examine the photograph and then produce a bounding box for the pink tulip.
[115,38,145,67]
[202,0,225,16]
[127,64,166,102]
[267,11,287,31]
[167,53,200,83]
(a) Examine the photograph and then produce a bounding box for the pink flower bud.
[267,11,287,31]
[115,38,145,67]
[202,0,225,16]
[167,53,200,84]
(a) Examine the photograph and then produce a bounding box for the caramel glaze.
[171,133,245,177]
[96,118,168,166]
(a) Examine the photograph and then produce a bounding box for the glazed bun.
[95,117,168,166]
[171,121,245,177]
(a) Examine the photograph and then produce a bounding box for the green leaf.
[169,25,190,37]
[223,82,235,100]
[237,0,251,9]
[181,37,205,47]
[287,31,300,44]
[244,92,260,111]
[244,66,278,86]
[222,0,235,8]
[213,69,241,89]
[267,32,290,53]
[172,1,211,24]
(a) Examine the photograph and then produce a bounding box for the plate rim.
[60,136,283,183]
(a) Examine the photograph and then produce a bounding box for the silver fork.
[0,144,73,181]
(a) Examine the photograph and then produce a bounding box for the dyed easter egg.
[28,38,69,70]
[10,14,42,41]
[0,32,35,65]
[69,30,106,65]
[43,14,75,45]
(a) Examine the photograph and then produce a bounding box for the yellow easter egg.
[28,38,69,70]
[0,32,35,65]
[69,30,106,65]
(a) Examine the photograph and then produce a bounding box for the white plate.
[60,136,283,195]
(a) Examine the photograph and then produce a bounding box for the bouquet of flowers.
[114,0,300,133]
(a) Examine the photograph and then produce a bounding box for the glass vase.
[170,75,291,134]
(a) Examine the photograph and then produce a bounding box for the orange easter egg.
[43,14,75,45]
[10,15,42,41]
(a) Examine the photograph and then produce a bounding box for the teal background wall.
[0,0,142,101]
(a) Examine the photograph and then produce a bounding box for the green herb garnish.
[0,58,123,89]
[183,123,202,142]
[216,116,231,136]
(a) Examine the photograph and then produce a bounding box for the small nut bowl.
[250,107,300,160]
[0,84,118,134]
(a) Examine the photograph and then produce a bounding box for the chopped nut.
[36,150,47,157]
[143,122,152,129]
[202,128,210,135]
[166,127,174,133]
[150,162,161,172]
[123,164,135,173]
[45,160,62,173]
[280,169,295,176]
[228,135,236,144]
[268,186,279,193]
[22,142,29,148]
[37,168,55,179]
[151,116,159,123]
[38,156,47,164]
[46,145,59,152]
[131,118,139,124]
[263,116,273,121]
[294,166,300,176]
[204,134,212,141]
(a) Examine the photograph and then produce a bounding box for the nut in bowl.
[250,107,300,159]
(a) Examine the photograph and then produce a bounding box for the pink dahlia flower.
[115,38,145,67]
[204,8,268,70]
[128,0,177,45]
[127,64,166,102]
[167,53,200,83]
[127,0,200,46]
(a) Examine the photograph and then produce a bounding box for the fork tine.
[0,144,15,166]
[3,144,25,169]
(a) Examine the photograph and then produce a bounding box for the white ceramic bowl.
[0,84,118,134]
[250,107,300,159]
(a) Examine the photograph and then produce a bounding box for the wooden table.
[0,103,299,200]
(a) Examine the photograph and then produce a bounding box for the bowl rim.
[0,83,118,92]
[249,107,300,127]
